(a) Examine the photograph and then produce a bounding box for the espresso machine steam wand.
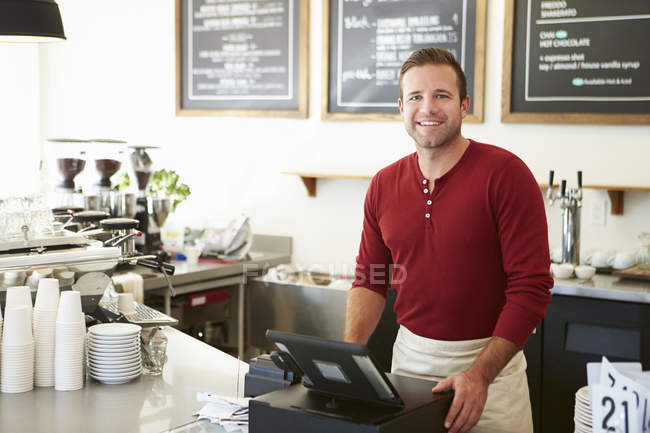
[547,170,583,265]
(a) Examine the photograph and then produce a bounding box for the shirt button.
[427,200,432,205]
[423,188,429,194]
[422,179,427,184]
[425,213,430,218]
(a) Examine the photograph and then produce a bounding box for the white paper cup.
[5,286,33,310]
[118,293,135,314]
[184,246,201,265]
[35,278,60,312]
[56,291,82,323]
[2,305,33,345]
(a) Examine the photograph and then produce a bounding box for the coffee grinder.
[47,138,88,209]
[130,146,172,258]
[85,139,129,217]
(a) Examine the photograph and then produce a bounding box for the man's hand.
[432,370,488,433]
[431,336,520,433]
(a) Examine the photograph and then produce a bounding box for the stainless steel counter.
[552,274,650,303]
[0,327,247,433]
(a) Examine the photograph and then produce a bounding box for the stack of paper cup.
[5,286,33,322]
[0,304,3,387]
[34,278,60,387]
[54,291,85,391]
[1,305,35,393]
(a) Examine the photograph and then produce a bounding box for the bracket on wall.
[282,172,372,197]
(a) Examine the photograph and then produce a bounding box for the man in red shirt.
[344,48,553,433]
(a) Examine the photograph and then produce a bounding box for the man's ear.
[398,98,403,115]
[460,95,470,119]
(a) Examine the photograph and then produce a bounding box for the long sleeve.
[352,174,393,297]
[490,157,553,348]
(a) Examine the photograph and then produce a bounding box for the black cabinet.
[534,294,650,433]
[524,323,542,433]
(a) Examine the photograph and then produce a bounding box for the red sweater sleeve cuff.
[492,302,541,348]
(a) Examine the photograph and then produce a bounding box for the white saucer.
[87,337,139,346]
[90,371,141,385]
[88,323,141,337]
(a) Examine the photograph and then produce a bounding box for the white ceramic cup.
[57,291,82,323]
[118,293,135,314]
[551,263,574,279]
[550,247,563,263]
[35,278,60,312]
[575,265,596,280]
[612,252,636,270]
[590,250,609,268]
[2,305,33,345]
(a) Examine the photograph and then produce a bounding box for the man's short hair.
[398,47,468,104]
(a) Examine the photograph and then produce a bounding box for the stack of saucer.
[33,278,60,387]
[574,386,592,433]
[1,305,34,393]
[55,291,85,391]
[87,323,142,385]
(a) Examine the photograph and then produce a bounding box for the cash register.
[249,330,453,433]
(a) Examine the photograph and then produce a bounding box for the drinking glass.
[142,327,168,375]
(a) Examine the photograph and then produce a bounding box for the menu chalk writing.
[503,0,650,124]
[324,0,485,121]
[176,0,308,117]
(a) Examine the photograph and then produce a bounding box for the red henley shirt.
[352,140,553,348]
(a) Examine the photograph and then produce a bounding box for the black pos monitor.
[249,330,453,433]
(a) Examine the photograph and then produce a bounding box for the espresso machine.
[547,171,583,264]
[130,146,172,257]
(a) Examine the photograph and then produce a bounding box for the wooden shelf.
[539,184,650,215]
[284,174,650,210]
[282,172,372,197]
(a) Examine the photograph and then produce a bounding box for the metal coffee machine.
[130,146,171,257]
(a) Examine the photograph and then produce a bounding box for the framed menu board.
[322,0,487,122]
[502,0,650,124]
[176,0,309,118]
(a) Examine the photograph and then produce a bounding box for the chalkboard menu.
[322,0,486,122]
[176,0,309,117]
[502,0,650,124]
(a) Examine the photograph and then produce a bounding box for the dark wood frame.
[321,0,487,122]
[501,0,650,125]
[175,0,310,118]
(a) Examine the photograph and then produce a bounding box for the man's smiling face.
[398,64,469,151]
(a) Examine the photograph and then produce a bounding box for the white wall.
[33,0,650,271]
[0,45,41,196]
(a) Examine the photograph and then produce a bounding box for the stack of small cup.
[33,278,60,387]
[54,291,85,391]
[1,305,35,393]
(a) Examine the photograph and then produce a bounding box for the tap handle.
[577,171,582,189]
[548,170,555,190]
[561,180,567,197]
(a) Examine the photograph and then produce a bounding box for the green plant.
[148,169,191,211]
[116,172,131,191]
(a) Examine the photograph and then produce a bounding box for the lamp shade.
[0,0,66,42]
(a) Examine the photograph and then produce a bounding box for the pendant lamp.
[0,0,66,43]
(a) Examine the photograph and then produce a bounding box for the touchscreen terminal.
[266,330,404,408]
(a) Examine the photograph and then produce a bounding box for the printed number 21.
[602,396,629,433]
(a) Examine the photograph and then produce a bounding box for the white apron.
[391,326,533,433]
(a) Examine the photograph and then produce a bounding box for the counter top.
[0,327,247,433]
[138,251,290,291]
[552,274,650,304]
